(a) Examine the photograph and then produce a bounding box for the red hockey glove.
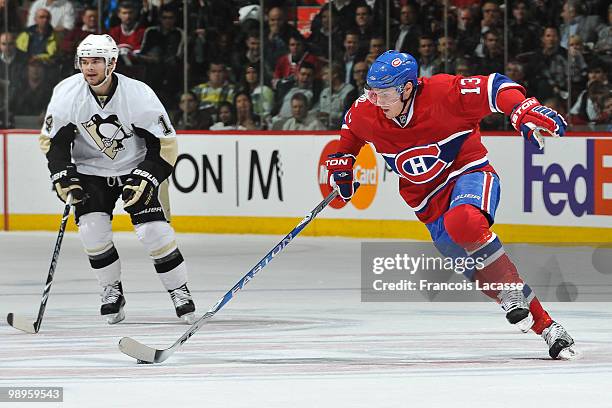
[326,153,356,201]
[510,97,567,150]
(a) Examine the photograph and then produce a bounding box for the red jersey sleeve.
[338,99,367,155]
[448,73,525,122]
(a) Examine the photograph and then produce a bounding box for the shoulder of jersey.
[52,73,86,97]
[420,74,459,92]
[116,72,155,98]
[344,93,375,128]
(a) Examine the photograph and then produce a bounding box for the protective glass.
[365,85,403,107]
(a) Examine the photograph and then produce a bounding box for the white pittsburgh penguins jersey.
[41,73,176,177]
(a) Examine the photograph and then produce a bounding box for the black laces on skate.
[170,284,192,308]
[101,282,122,305]
[498,289,528,312]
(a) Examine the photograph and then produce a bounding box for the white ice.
[1,231,611,408]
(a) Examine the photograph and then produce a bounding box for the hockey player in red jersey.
[326,50,575,359]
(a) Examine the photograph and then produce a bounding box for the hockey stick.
[6,194,73,333]
[118,188,340,364]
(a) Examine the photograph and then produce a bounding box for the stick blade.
[6,313,38,334]
[119,337,160,364]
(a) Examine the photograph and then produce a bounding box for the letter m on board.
[248,150,283,201]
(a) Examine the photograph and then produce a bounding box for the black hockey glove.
[121,167,160,214]
[50,164,85,204]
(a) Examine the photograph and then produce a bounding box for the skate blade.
[181,312,196,325]
[556,345,578,360]
[106,309,125,325]
[515,313,534,333]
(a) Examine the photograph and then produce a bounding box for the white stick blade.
[6,313,38,334]
[118,337,158,363]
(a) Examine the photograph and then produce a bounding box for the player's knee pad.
[78,212,114,256]
[443,204,491,249]
[135,221,186,289]
[78,212,119,275]
[134,221,178,259]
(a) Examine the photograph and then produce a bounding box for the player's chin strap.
[397,82,416,118]
[88,62,115,92]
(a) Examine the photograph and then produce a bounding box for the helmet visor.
[365,85,403,107]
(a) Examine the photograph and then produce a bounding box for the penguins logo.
[81,114,134,159]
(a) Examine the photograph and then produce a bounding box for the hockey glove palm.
[326,153,356,201]
[51,164,85,204]
[121,168,160,214]
[511,97,567,150]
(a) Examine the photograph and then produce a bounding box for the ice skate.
[101,281,126,324]
[542,321,576,360]
[169,284,196,324]
[498,288,533,333]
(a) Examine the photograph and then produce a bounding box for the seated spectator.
[392,4,422,56]
[455,58,473,76]
[238,63,274,125]
[109,2,146,74]
[569,61,609,123]
[61,7,100,56]
[346,60,368,103]
[308,3,343,58]
[508,0,541,56]
[353,4,376,54]
[417,35,438,78]
[140,0,180,27]
[585,59,608,87]
[477,30,504,75]
[433,36,460,74]
[311,62,354,130]
[231,31,272,85]
[283,92,326,131]
[594,4,612,66]
[273,32,319,88]
[567,34,588,90]
[0,32,28,101]
[523,26,570,101]
[12,59,53,116]
[16,8,58,62]
[234,91,261,130]
[272,62,316,127]
[505,61,528,89]
[192,61,236,115]
[139,6,184,109]
[363,35,385,66]
[0,0,22,33]
[478,1,502,45]
[559,0,601,49]
[264,6,301,77]
[456,7,480,57]
[27,0,75,31]
[210,101,240,131]
[173,92,213,130]
[569,80,610,124]
[336,30,363,84]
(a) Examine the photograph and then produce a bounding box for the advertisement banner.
[2,132,611,238]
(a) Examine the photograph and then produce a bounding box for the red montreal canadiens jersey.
[339,73,524,224]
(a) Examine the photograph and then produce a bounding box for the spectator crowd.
[0,0,610,130]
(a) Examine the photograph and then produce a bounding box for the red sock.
[473,253,523,300]
[529,297,553,334]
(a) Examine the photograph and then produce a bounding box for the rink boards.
[1,130,610,242]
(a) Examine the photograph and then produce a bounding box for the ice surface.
[1,232,611,407]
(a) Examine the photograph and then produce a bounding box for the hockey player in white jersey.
[39,34,196,324]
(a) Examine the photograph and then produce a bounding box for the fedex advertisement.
[524,138,612,218]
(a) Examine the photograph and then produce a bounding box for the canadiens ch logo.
[81,114,134,159]
[394,144,449,184]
